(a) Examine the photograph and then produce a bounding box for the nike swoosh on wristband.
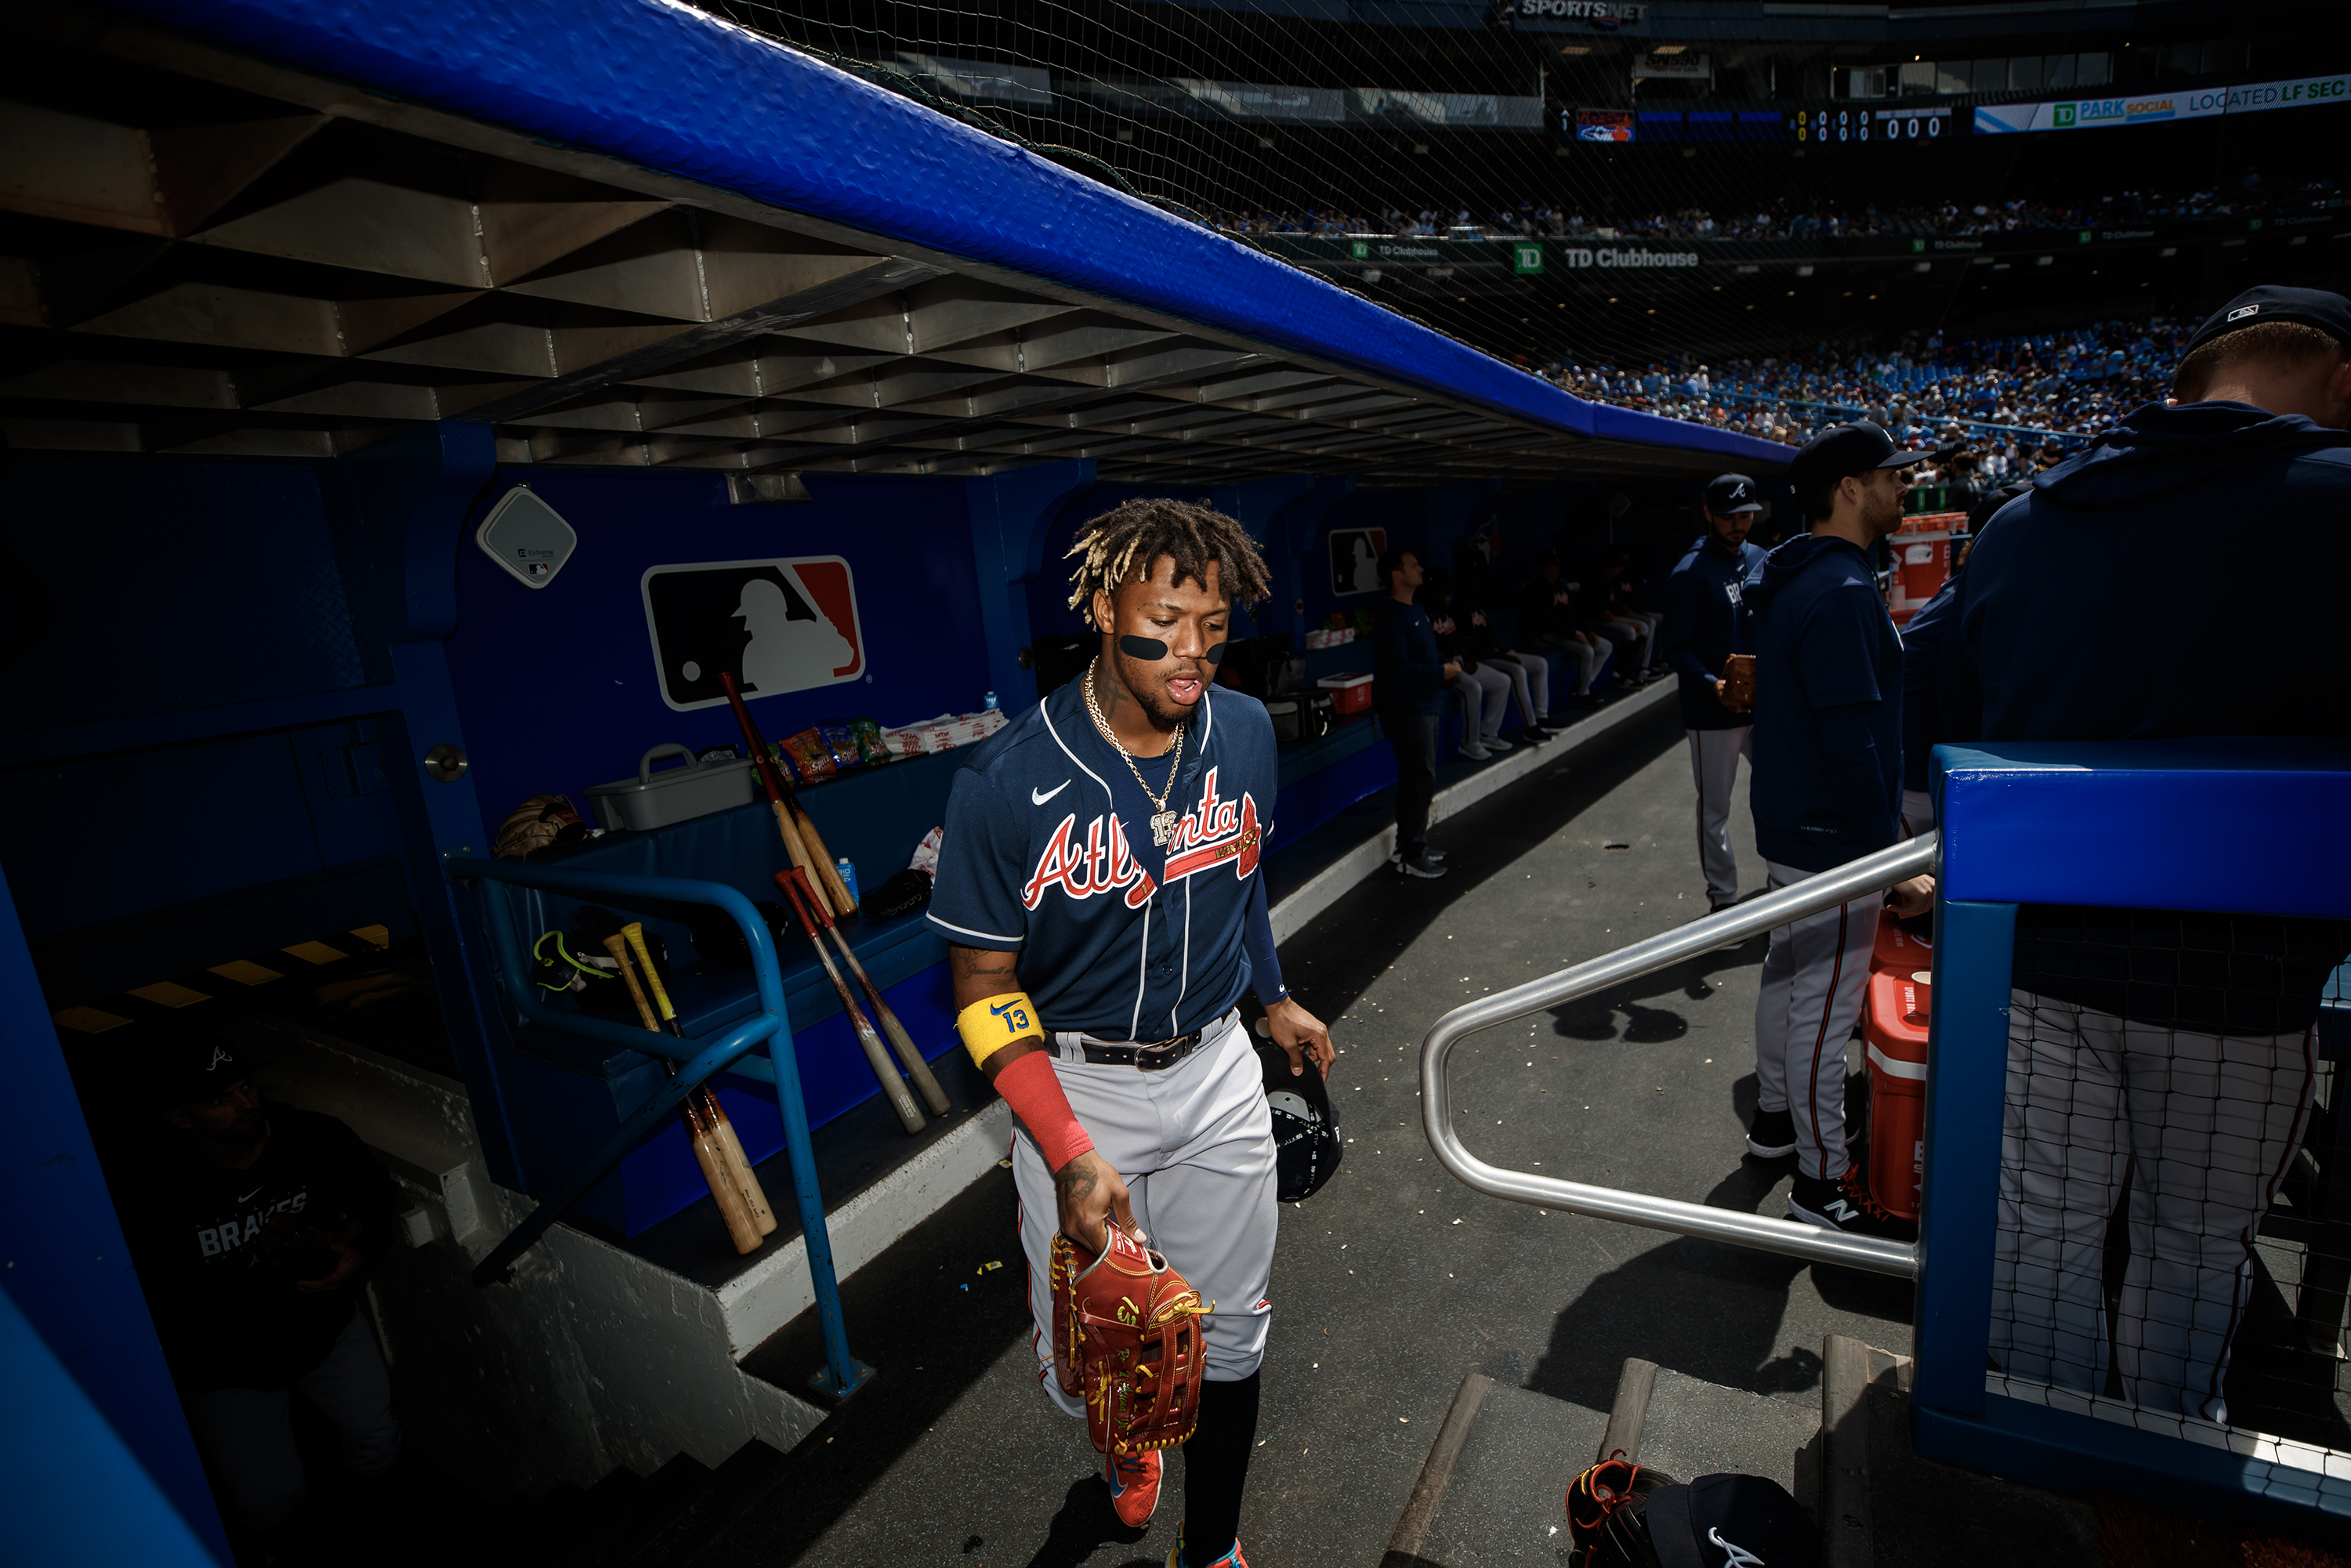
[1031,780,1070,806]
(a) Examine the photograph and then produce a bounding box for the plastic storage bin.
[584,744,760,831]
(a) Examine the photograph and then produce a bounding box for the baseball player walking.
[1661,475,1768,911]
[1745,425,1935,1239]
[929,499,1335,1568]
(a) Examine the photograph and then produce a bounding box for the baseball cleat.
[1745,1107,1797,1160]
[1168,1529,1250,1568]
[1105,1447,1162,1528]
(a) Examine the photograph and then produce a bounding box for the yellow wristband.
[957,991,1043,1070]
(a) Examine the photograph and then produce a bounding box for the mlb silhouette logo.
[1329,528,1389,596]
[642,556,864,712]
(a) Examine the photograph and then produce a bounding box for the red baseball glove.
[1049,1227,1208,1456]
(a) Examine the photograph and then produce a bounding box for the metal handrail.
[1418,834,1938,1279]
[446,856,870,1396]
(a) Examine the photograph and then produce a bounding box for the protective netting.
[1989,907,2351,1454]
[690,1,2331,379]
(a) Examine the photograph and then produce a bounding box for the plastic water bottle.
[835,857,859,904]
[983,691,1000,712]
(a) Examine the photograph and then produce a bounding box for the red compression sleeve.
[993,1049,1095,1171]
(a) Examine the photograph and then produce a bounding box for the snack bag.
[815,722,864,771]
[849,716,891,767]
[778,727,837,783]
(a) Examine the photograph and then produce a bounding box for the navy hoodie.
[1660,534,1766,730]
[1953,400,2351,1032]
[1746,533,1904,873]
[1373,598,1447,715]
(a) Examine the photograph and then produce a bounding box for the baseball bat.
[601,934,763,1255]
[774,869,926,1135]
[623,923,776,1237]
[782,798,858,920]
[718,672,857,919]
[784,867,950,1117]
[718,671,820,882]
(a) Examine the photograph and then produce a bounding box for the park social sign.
[1975,73,2348,135]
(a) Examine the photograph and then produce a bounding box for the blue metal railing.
[445,856,871,1398]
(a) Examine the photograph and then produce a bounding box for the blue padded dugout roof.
[98,0,1785,478]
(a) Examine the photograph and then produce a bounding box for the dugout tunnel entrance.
[1411,740,2351,1555]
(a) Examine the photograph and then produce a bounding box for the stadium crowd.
[1538,316,2196,451]
[1210,173,2338,242]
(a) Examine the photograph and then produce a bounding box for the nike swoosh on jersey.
[237,1188,263,1202]
[1031,780,1070,806]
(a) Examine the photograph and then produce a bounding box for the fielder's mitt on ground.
[1050,1228,1208,1456]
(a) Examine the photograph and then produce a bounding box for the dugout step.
[1819,1335,2104,1568]
[1381,1358,1820,1566]
[1382,1342,2125,1566]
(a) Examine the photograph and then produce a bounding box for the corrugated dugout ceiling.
[0,3,1743,486]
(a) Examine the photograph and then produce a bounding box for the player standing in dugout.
[928,499,1336,1568]
[1660,473,1767,913]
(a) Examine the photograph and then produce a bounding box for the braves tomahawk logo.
[1020,768,1265,910]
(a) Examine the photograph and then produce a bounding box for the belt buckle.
[1132,1034,1190,1071]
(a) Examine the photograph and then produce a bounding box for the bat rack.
[445,855,873,1400]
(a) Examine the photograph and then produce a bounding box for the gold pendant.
[1150,810,1177,848]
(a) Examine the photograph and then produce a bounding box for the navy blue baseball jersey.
[929,678,1279,1040]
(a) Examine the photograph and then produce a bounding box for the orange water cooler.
[1887,511,1965,625]
[1862,970,1931,1221]
[1871,906,1932,977]
[1863,911,1933,1220]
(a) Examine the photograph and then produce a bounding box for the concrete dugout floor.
[473,702,1910,1568]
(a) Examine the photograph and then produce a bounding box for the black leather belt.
[1079,1030,1204,1070]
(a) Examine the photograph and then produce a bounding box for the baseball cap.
[1643,1473,1820,1568]
[157,1037,255,1106]
[1786,422,1935,497]
[1703,473,1762,514]
[2180,284,2351,361]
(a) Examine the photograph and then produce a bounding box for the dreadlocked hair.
[1065,499,1273,628]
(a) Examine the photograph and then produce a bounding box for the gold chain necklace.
[1083,661,1186,847]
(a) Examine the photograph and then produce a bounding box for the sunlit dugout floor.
[459,702,1922,1567]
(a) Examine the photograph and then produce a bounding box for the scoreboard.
[1789,104,1958,144]
[1561,102,1962,145]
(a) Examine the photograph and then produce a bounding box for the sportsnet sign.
[1976,72,2348,135]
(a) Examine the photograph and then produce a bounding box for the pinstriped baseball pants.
[1752,860,1876,1181]
[1686,726,1751,908]
[1988,990,2314,1425]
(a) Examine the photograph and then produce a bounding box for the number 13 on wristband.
[957,990,1041,1069]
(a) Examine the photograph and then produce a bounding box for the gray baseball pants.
[1753,860,1876,1181]
[1686,726,1752,908]
[1448,664,1513,746]
[1988,990,2314,1424]
[1556,636,1613,695]
[1491,653,1551,728]
[181,1309,401,1530]
[1012,1010,1277,1417]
